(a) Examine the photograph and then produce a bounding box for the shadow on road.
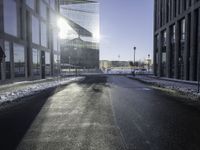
[0,87,62,150]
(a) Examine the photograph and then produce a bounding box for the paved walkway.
[17,76,125,150]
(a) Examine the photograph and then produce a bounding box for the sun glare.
[57,17,78,39]
[93,28,100,42]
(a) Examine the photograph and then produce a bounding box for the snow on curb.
[129,75,200,100]
[0,77,85,105]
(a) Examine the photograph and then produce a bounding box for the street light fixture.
[133,46,136,65]
[147,54,150,72]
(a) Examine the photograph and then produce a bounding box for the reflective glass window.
[25,0,35,10]
[163,30,167,47]
[54,54,58,74]
[41,22,47,47]
[171,24,176,43]
[32,15,40,44]
[3,0,17,36]
[13,44,25,77]
[4,41,11,79]
[181,19,186,41]
[40,1,47,19]
[54,54,57,64]
[45,52,50,75]
[50,11,57,26]
[32,49,40,76]
[53,30,58,51]
[50,0,56,10]
[44,0,49,4]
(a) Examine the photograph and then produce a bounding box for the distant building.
[100,60,112,70]
[0,0,61,83]
[100,60,130,70]
[154,0,200,81]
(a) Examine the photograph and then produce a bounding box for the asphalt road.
[1,75,200,150]
[109,76,200,150]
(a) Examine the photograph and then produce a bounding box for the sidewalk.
[128,75,200,100]
[0,76,85,105]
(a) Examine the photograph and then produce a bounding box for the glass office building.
[0,0,61,83]
[154,0,200,81]
[59,0,100,69]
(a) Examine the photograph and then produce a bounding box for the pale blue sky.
[100,0,154,61]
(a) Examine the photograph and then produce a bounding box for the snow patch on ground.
[129,75,200,99]
[0,77,84,105]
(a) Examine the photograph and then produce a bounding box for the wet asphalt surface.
[1,75,200,150]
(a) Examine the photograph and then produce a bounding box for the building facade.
[59,0,100,70]
[0,0,61,83]
[154,0,200,81]
[61,37,99,69]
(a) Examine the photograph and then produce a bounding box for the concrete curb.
[128,76,200,101]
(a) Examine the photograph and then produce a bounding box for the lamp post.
[148,54,150,72]
[133,46,136,65]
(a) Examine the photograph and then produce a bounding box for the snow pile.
[0,77,84,104]
[129,75,200,99]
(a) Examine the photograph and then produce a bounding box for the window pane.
[41,22,47,47]
[53,30,58,51]
[40,1,47,19]
[4,41,11,79]
[54,54,58,75]
[50,11,57,26]
[3,0,17,36]
[14,43,25,77]
[25,0,35,10]
[181,19,186,41]
[32,49,40,76]
[45,52,50,76]
[50,0,56,10]
[32,15,40,44]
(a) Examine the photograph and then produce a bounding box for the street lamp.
[133,46,136,64]
[147,54,150,72]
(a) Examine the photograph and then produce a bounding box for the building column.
[0,39,5,81]
[190,10,197,81]
[176,0,180,16]
[10,42,14,80]
[197,9,200,82]
[158,32,162,77]
[174,21,180,79]
[184,14,190,80]
[0,0,4,34]
[153,35,157,76]
[166,26,171,77]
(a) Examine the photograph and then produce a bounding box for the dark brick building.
[154,0,200,81]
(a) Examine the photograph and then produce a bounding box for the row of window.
[154,0,199,30]
[3,0,59,51]
[155,18,186,79]
[1,41,59,80]
[26,0,56,14]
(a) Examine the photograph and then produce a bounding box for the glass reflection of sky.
[60,2,99,42]
[13,44,25,63]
